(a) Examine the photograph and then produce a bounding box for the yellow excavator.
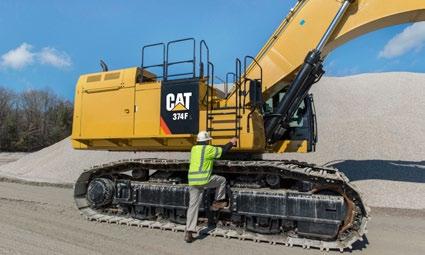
[72,0,425,251]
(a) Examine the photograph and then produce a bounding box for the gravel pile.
[269,72,425,209]
[0,72,424,209]
[0,140,187,184]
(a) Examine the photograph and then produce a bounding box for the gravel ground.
[0,72,424,209]
[0,153,28,166]
[0,181,424,255]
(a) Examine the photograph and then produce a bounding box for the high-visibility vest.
[188,145,222,186]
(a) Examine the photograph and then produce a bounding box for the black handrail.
[244,56,263,82]
[200,40,212,132]
[141,42,166,82]
[235,58,242,138]
[225,72,236,98]
[166,72,194,78]
[207,62,215,131]
[165,38,196,81]
[200,40,210,78]
[208,62,215,92]
[243,56,263,113]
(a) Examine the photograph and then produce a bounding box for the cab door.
[287,94,317,152]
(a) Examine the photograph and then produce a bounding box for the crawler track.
[74,159,369,252]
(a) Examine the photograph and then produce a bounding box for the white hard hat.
[197,131,212,142]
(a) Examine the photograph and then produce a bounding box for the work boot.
[211,200,228,211]
[184,231,195,243]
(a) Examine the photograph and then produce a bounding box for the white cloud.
[379,22,425,59]
[0,43,35,69]
[0,43,72,70]
[38,47,72,68]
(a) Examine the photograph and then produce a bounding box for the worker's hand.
[230,137,238,146]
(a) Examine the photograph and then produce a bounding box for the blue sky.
[0,0,424,100]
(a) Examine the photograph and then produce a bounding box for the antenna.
[100,60,109,72]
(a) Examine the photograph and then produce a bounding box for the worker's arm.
[218,137,238,157]
[221,142,233,155]
[207,137,237,159]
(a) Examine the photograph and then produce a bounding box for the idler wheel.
[265,174,281,189]
[132,168,149,181]
[87,178,115,208]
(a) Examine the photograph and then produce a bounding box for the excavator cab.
[286,94,317,152]
[263,89,317,153]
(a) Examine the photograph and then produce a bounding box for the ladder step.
[211,120,236,124]
[208,116,241,120]
[212,106,238,110]
[208,111,237,115]
[207,128,241,132]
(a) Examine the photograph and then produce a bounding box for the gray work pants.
[185,175,226,232]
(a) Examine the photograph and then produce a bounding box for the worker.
[184,131,237,243]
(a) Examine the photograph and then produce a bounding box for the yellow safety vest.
[188,145,222,186]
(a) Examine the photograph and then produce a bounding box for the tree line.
[0,87,73,152]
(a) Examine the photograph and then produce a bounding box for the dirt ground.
[0,153,27,166]
[0,181,424,255]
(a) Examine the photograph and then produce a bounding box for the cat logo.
[166,92,192,111]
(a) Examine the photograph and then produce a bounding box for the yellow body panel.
[77,68,135,138]
[273,140,308,153]
[135,82,161,136]
[72,0,425,153]
[81,87,134,138]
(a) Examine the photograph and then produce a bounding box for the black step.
[208,111,237,115]
[207,127,242,132]
[208,116,242,121]
[213,106,238,110]
[211,120,237,124]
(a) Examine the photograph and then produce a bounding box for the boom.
[243,0,425,99]
[230,0,425,143]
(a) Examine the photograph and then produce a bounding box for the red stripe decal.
[160,117,172,135]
